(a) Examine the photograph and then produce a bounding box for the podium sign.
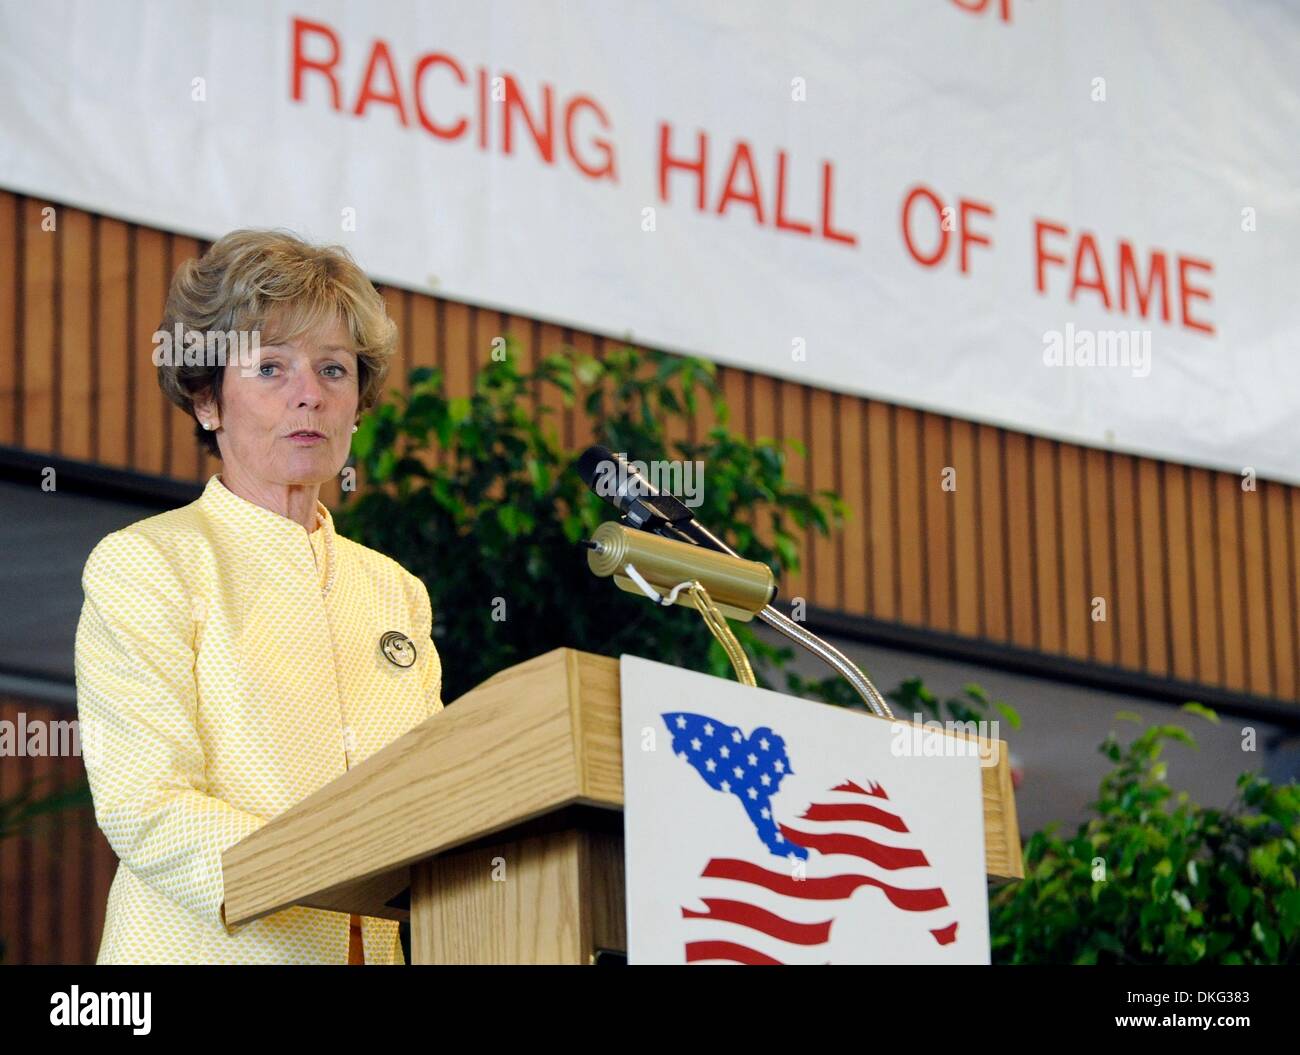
[620,655,991,964]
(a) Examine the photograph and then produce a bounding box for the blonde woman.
[75,230,444,964]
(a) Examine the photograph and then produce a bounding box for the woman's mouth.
[287,430,326,445]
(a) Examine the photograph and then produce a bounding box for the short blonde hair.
[156,228,398,457]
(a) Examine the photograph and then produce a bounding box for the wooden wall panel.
[778,379,810,605]
[59,209,93,462]
[1003,432,1036,650]
[95,217,131,469]
[1084,448,1115,665]
[836,394,868,617]
[381,286,411,400]
[1266,483,1296,700]
[1240,488,1272,697]
[809,386,838,607]
[1031,438,1061,654]
[975,424,1007,642]
[165,235,202,480]
[0,696,118,965]
[1136,459,1169,678]
[1164,465,1196,683]
[1216,472,1247,689]
[21,198,55,453]
[1057,443,1088,661]
[950,420,980,639]
[866,400,897,622]
[0,188,1296,710]
[1188,468,1222,685]
[130,228,167,476]
[1111,454,1143,671]
[921,413,951,632]
[750,374,776,445]
[893,407,924,627]
[408,292,438,377]
[442,299,475,402]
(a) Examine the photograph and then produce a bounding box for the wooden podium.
[221,647,1023,964]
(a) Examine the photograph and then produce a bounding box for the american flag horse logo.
[664,711,960,964]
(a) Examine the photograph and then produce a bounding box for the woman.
[75,229,444,964]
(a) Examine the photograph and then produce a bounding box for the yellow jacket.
[75,473,443,964]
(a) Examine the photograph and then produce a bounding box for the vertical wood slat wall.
[0,696,114,965]
[0,190,1296,706]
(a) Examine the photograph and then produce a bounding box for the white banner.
[3,1,1298,481]
[621,655,990,964]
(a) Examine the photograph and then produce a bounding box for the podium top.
[222,648,1022,927]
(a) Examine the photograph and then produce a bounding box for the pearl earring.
[203,421,213,431]
[351,424,358,433]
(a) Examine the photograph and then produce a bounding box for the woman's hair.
[156,228,398,457]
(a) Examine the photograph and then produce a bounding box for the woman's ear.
[193,391,220,431]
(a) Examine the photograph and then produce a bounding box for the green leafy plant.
[990,705,1300,964]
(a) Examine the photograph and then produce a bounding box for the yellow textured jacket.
[75,473,443,964]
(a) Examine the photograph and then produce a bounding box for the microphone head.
[575,445,617,490]
[575,445,661,507]
[573,447,739,557]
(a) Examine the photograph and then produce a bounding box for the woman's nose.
[293,368,325,408]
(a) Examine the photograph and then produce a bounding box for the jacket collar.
[199,472,334,541]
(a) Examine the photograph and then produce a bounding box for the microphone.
[573,443,896,719]
[574,445,736,556]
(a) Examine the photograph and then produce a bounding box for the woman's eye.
[258,363,278,377]
[323,365,345,378]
